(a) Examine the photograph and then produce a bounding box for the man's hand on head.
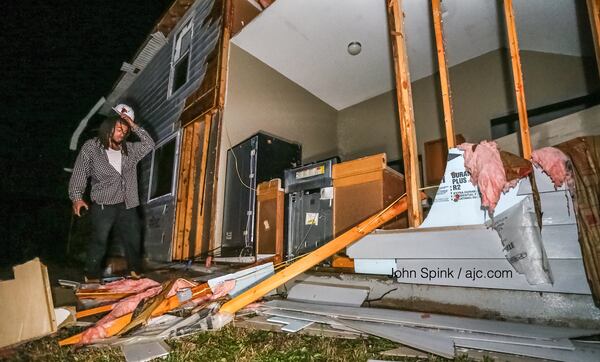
[73,200,89,217]
[120,114,137,129]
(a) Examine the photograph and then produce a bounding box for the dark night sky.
[0,1,173,264]
[1,0,173,200]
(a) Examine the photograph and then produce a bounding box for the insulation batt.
[97,278,160,294]
[79,279,196,344]
[531,147,574,190]
[80,286,162,344]
[457,141,508,214]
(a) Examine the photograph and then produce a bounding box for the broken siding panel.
[112,0,221,261]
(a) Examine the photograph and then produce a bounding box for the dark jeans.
[87,202,142,277]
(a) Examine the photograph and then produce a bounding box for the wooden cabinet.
[333,153,408,236]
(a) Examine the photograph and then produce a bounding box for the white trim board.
[347,224,580,260]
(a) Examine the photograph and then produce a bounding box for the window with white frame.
[148,135,178,201]
[170,21,193,95]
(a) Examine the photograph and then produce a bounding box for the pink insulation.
[165,278,198,298]
[80,285,162,344]
[531,147,574,190]
[98,278,160,294]
[457,141,508,214]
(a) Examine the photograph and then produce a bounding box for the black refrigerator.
[221,132,301,257]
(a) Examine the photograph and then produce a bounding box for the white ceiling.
[232,0,591,110]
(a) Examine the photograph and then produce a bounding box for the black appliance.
[284,158,336,259]
[221,132,301,257]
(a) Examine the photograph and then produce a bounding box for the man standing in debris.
[68,104,155,280]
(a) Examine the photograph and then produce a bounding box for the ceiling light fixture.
[347,41,362,56]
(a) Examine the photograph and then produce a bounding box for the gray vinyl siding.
[116,0,221,261]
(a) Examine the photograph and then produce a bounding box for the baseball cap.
[112,104,135,121]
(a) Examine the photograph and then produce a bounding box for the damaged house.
[67,0,600,334]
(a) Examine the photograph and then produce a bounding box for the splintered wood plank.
[587,0,600,76]
[387,0,423,226]
[182,121,201,259]
[503,0,532,159]
[431,0,456,149]
[193,116,212,257]
[173,125,194,260]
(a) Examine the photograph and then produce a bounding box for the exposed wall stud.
[503,0,532,159]
[387,0,423,226]
[431,0,456,149]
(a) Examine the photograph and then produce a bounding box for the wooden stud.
[218,194,424,315]
[431,0,456,149]
[207,0,234,252]
[182,121,202,259]
[75,304,114,319]
[587,0,600,76]
[503,0,532,159]
[173,126,194,260]
[193,116,213,257]
[387,0,423,226]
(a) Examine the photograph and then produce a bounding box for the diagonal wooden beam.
[218,193,425,315]
[431,0,456,149]
[588,0,600,77]
[503,0,532,159]
[387,0,423,226]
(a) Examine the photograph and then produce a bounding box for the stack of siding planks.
[347,165,590,295]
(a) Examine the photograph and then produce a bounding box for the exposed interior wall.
[213,44,338,245]
[337,49,599,166]
[495,104,600,154]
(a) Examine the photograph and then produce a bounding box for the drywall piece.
[380,346,428,358]
[338,319,455,359]
[235,315,362,339]
[347,224,580,260]
[432,329,574,350]
[286,282,369,307]
[353,259,396,275]
[263,304,574,350]
[208,262,274,297]
[455,339,600,362]
[536,191,576,225]
[265,300,600,340]
[518,166,568,194]
[390,259,589,294]
[261,309,356,331]
[54,307,76,329]
[0,258,57,348]
[266,316,314,333]
[121,340,171,362]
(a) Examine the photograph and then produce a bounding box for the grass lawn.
[1,323,479,362]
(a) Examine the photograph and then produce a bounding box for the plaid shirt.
[68,127,155,209]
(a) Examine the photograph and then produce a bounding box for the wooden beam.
[431,0,456,149]
[193,116,212,257]
[207,0,234,252]
[218,194,424,315]
[387,0,423,226]
[182,121,202,259]
[587,0,600,77]
[503,0,532,159]
[173,126,194,260]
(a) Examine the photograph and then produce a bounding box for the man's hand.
[119,113,137,129]
[73,200,89,217]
